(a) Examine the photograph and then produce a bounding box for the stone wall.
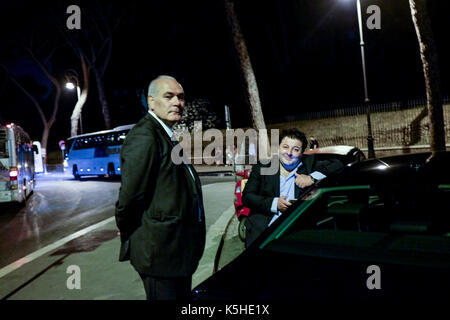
[267,104,450,153]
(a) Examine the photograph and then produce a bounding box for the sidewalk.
[0,181,236,300]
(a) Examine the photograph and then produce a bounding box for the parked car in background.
[234,146,365,242]
[303,145,366,166]
[194,152,450,300]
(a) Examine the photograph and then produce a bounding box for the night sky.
[0,0,449,153]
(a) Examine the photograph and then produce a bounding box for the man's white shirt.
[268,164,326,226]
[148,110,196,182]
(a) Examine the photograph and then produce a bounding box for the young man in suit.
[242,128,343,248]
[115,75,205,300]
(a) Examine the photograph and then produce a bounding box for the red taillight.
[9,167,18,181]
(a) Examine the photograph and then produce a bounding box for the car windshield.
[262,184,450,267]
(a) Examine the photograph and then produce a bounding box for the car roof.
[304,145,359,156]
[321,151,450,188]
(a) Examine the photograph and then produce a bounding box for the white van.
[32,141,44,174]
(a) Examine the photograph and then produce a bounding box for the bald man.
[115,76,206,300]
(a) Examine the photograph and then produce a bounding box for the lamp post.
[346,0,375,158]
[64,69,83,134]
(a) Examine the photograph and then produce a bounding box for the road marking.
[0,216,116,279]
[205,205,235,249]
[192,204,235,287]
[0,182,230,279]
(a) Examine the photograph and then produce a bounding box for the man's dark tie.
[171,139,203,222]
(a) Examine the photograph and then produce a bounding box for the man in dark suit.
[242,129,343,248]
[115,75,205,300]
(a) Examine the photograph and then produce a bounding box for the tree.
[409,0,446,155]
[68,56,90,137]
[55,3,121,130]
[224,0,271,159]
[1,43,62,169]
[173,99,218,132]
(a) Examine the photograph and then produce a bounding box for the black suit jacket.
[242,155,343,247]
[115,113,206,277]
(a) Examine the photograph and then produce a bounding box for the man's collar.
[148,110,174,139]
[279,161,303,179]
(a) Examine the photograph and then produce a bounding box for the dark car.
[193,152,450,300]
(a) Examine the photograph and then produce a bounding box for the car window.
[263,185,450,266]
[280,186,450,236]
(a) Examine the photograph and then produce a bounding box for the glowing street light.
[65,82,76,90]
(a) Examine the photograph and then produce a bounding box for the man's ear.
[147,96,153,111]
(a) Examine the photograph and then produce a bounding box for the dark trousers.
[139,273,192,300]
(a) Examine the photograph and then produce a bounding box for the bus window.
[0,140,8,158]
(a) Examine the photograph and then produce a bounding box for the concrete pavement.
[0,179,238,300]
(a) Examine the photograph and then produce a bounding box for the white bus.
[0,123,36,204]
[65,124,135,179]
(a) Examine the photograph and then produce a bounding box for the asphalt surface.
[0,171,236,268]
[0,168,240,299]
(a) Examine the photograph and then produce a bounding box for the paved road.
[0,172,235,269]
[0,171,238,299]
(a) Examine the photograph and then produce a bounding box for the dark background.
[0,0,449,153]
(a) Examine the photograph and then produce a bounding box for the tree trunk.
[409,0,446,155]
[224,0,270,159]
[94,67,111,129]
[70,57,90,136]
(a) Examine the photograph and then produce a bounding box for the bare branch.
[101,38,112,76]
[85,11,106,42]
[0,64,47,127]
[95,0,109,27]
[81,26,97,65]
[24,47,60,90]
[43,43,67,65]
[51,9,93,66]
[113,15,123,32]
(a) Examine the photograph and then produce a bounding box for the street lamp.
[65,82,76,90]
[64,69,83,134]
[343,0,375,158]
